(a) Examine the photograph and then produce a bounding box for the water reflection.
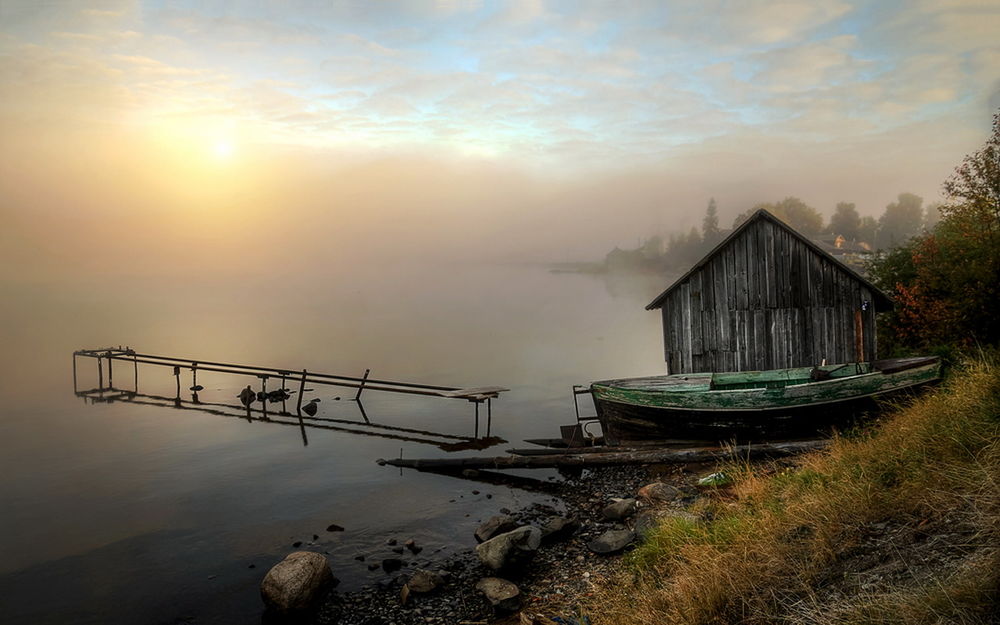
[74,386,506,452]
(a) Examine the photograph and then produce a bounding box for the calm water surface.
[0,263,665,624]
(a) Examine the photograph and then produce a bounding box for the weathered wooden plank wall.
[662,218,878,373]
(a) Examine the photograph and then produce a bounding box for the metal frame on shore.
[72,346,508,437]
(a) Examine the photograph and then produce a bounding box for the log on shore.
[377,439,829,470]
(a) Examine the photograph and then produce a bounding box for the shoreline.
[307,459,726,624]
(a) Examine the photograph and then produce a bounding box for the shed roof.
[645,208,894,311]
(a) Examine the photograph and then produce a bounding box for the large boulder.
[475,526,541,570]
[475,577,521,612]
[602,498,638,521]
[588,529,635,554]
[475,515,520,543]
[260,551,334,612]
[637,482,682,503]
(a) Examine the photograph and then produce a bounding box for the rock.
[475,577,521,612]
[637,482,682,503]
[382,558,403,573]
[387,538,397,546]
[475,515,520,543]
[602,498,638,521]
[260,551,334,613]
[407,569,443,593]
[539,516,579,543]
[475,526,541,570]
[588,529,635,554]
[292,541,302,548]
[326,523,344,532]
[462,469,480,477]
[367,563,380,571]
[405,539,422,554]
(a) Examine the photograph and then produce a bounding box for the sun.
[212,140,235,160]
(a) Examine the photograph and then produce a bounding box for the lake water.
[0,263,665,624]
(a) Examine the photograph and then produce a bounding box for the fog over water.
[0,261,667,624]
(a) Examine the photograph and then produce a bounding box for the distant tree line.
[604,191,941,274]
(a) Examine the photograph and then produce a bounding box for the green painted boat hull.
[590,357,941,445]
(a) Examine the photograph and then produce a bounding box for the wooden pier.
[73,346,508,437]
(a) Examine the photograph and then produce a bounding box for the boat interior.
[710,362,873,390]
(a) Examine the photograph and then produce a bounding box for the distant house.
[646,209,894,374]
[812,234,873,256]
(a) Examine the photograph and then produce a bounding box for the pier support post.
[107,351,113,389]
[296,370,307,416]
[72,352,78,394]
[133,350,138,393]
[97,356,104,390]
[173,366,180,399]
[487,398,492,437]
[354,368,370,401]
[260,375,268,420]
[474,401,480,438]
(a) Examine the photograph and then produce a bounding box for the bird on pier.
[190,385,204,392]
[302,399,319,416]
[238,385,255,406]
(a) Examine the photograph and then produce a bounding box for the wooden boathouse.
[646,209,893,374]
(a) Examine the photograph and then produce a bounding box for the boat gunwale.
[590,362,941,414]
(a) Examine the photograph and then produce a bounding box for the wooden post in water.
[97,356,104,390]
[173,366,180,398]
[354,368,370,401]
[133,350,138,393]
[72,352,78,393]
[192,362,198,391]
[107,351,113,389]
[296,369,307,416]
[260,375,268,420]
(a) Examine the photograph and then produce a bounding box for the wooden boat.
[590,357,942,445]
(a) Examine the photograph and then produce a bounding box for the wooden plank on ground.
[378,440,830,470]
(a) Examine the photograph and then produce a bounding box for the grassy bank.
[593,359,1000,625]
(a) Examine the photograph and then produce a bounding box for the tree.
[859,216,878,246]
[923,202,943,231]
[868,109,1000,350]
[702,198,721,245]
[732,197,824,235]
[876,192,924,249]
[828,202,861,240]
[942,110,1000,233]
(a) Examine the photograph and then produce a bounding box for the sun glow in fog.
[213,140,235,160]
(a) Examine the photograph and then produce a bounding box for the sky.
[2,0,1000,280]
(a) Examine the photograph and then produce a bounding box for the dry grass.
[591,359,1000,625]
